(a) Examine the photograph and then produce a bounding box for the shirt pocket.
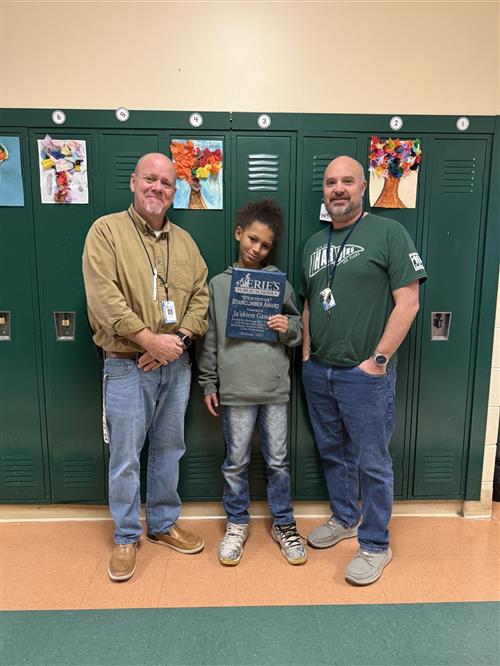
[171,260,193,294]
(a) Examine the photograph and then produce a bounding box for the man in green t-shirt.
[301,156,427,585]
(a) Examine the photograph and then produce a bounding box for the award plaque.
[225,268,286,342]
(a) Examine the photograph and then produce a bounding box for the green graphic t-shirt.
[301,213,427,367]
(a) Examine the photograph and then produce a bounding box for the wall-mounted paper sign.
[37,135,88,204]
[0,136,24,206]
[170,139,223,210]
[319,202,332,223]
[368,136,421,209]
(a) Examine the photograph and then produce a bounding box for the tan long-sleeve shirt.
[82,204,208,352]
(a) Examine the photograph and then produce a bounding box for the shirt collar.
[128,204,171,237]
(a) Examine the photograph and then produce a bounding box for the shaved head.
[325,156,365,182]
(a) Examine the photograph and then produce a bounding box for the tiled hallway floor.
[2,506,499,611]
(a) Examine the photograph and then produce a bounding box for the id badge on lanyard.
[320,212,364,312]
[161,300,177,324]
[319,287,336,311]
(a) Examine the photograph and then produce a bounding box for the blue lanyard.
[326,211,364,289]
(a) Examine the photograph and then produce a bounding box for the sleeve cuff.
[113,313,147,338]
[179,315,208,338]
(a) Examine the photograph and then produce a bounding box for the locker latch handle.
[54,312,76,341]
[431,312,451,341]
[0,312,11,341]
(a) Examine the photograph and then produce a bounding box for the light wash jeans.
[302,358,396,552]
[104,354,191,544]
[222,403,294,526]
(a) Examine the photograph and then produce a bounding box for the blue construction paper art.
[0,136,25,206]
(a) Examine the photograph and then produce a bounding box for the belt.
[105,351,140,359]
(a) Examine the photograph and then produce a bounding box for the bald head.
[325,156,365,182]
[130,153,177,230]
[323,155,367,227]
[134,153,176,179]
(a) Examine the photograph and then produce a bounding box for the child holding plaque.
[198,200,306,566]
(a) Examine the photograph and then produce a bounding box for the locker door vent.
[422,452,455,483]
[0,456,35,487]
[183,452,219,484]
[249,451,266,482]
[441,158,476,194]
[113,154,142,190]
[247,153,279,191]
[313,154,336,191]
[63,456,97,488]
[304,455,325,486]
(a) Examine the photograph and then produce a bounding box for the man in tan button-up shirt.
[83,153,208,582]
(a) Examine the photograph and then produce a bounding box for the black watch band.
[175,332,192,350]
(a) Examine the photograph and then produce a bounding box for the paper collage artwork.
[0,136,25,206]
[38,135,88,204]
[368,137,422,209]
[170,139,223,210]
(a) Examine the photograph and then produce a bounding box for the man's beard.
[145,200,165,215]
[325,198,354,220]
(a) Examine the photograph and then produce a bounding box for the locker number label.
[257,114,271,129]
[456,116,470,131]
[389,116,403,131]
[116,107,130,122]
[189,113,204,128]
[52,110,66,125]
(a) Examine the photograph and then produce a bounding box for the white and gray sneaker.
[307,516,359,549]
[218,522,248,566]
[345,547,392,586]
[271,522,307,565]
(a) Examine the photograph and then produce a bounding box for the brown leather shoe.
[108,542,139,581]
[147,523,204,554]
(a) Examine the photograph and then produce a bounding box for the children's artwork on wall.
[0,136,25,206]
[37,135,88,204]
[369,137,421,209]
[170,139,223,210]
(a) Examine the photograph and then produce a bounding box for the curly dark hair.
[235,199,284,244]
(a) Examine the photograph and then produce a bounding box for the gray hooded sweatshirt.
[198,265,302,405]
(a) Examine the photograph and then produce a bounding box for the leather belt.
[105,351,140,359]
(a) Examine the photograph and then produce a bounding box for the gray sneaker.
[345,547,392,586]
[218,522,248,566]
[271,522,307,565]
[307,516,359,548]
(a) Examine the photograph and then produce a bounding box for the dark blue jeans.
[302,359,396,552]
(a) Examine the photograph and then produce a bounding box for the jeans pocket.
[104,359,136,378]
[354,365,386,379]
[180,351,192,368]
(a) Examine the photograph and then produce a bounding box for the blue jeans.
[222,403,294,526]
[302,358,396,552]
[104,354,191,544]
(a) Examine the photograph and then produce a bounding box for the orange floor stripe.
[1,507,499,611]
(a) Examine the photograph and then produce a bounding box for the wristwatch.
[372,351,389,367]
[175,332,192,350]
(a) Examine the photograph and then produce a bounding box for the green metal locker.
[0,129,47,501]
[28,129,105,502]
[292,131,419,500]
[411,137,490,497]
[231,129,297,498]
[163,127,231,500]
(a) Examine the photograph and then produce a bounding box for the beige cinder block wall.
[1,1,499,514]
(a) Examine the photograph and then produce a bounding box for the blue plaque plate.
[225,268,286,342]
